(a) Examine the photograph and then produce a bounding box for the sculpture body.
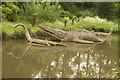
[39,25,106,44]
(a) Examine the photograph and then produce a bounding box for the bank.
[2,17,119,40]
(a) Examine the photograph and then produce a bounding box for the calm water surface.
[2,35,119,78]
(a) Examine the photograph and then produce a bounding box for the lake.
[2,34,119,78]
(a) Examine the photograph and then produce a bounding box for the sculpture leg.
[73,39,94,44]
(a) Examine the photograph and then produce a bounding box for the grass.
[2,21,40,39]
[2,16,119,40]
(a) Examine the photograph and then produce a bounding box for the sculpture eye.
[58,31,63,35]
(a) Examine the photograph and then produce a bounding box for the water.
[2,34,119,78]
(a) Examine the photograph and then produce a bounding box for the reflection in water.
[7,45,31,59]
[2,35,119,78]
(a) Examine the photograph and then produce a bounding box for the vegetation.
[2,21,40,40]
[111,68,120,79]
[2,16,119,40]
[64,17,69,27]
[2,2,119,40]
[1,2,119,78]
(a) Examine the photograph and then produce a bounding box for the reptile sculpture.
[38,25,107,44]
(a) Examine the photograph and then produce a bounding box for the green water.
[2,35,119,78]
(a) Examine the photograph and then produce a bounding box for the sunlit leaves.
[2,2,20,21]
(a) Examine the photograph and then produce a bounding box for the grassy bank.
[2,21,40,40]
[42,16,119,32]
[2,16,119,40]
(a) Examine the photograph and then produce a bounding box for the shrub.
[96,3,115,20]
[2,2,20,22]
[12,29,25,39]
[59,10,73,18]
[17,2,64,23]
[80,16,118,32]
[42,16,119,33]
[76,11,96,18]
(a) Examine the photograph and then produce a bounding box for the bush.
[37,9,58,23]
[59,10,73,18]
[42,16,119,33]
[2,2,20,22]
[16,2,64,23]
[12,29,25,39]
[80,16,118,32]
[96,3,115,20]
[76,11,96,18]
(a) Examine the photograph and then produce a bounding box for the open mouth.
[39,24,57,36]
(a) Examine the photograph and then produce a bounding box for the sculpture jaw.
[39,24,66,39]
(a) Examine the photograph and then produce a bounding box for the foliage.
[2,2,20,22]
[12,28,25,39]
[96,2,115,20]
[72,16,77,19]
[64,17,69,27]
[16,2,63,23]
[71,16,77,25]
[79,16,118,32]
[2,21,40,40]
[64,17,69,21]
[2,2,119,23]
[113,3,120,18]
[2,15,119,40]
[75,11,96,18]
[60,2,79,14]
[59,10,73,18]
[2,2,119,40]
[42,16,119,32]
[41,2,62,13]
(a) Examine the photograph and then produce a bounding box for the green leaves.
[64,17,69,21]
[96,3,115,20]
[2,2,20,21]
[72,16,77,19]
[41,2,62,13]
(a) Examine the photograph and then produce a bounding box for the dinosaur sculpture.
[9,23,67,47]
[38,25,104,44]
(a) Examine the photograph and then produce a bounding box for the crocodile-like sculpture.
[39,25,104,44]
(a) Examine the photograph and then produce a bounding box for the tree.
[2,2,20,22]
[96,2,115,20]
[59,2,79,14]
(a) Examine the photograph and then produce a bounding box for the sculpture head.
[39,24,66,39]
